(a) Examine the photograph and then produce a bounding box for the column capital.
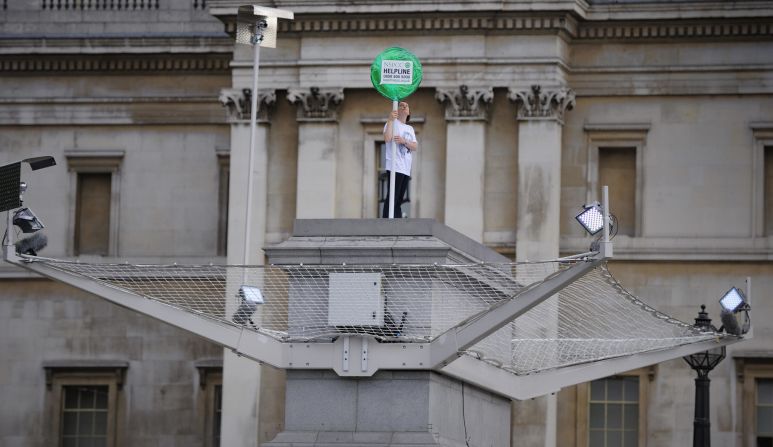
[435,85,494,121]
[219,88,276,123]
[287,87,344,122]
[508,85,575,124]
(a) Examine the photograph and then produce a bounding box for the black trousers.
[382,171,410,218]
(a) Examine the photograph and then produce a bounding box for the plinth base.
[263,370,510,447]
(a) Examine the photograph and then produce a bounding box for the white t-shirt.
[383,119,417,176]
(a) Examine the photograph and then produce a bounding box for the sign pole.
[388,100,398,219]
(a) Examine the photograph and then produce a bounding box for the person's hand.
[388,110,398,121]
[394,135,405,145]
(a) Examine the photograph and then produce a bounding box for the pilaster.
[508,84,575,260]
[219,87,276,447]
[287,87,344,218]
[508,84,575,447]
[436,85,493,242]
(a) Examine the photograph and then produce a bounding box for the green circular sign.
[370,47,423,101]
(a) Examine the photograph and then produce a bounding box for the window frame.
[584,124,648,238]
[738,357,773,447]
[751,124,773,238]
[65,150,124,257]
[576,367,652,447]
[43,361,127,447]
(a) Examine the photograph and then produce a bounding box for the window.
[197,360,223,447]
[75,173,112,255]
[65,150,124,257]
[43,361,127,447]
[62,385,110,446]
[764,146,773,236]
[752,125,773,237]
[576,368,650,447]
[377,141,410,218]
[757,378,773,446]
[599,148,636,237]
[216,149,229,256]
[360,116,423,218]
[213,383,223,446]
[588,376,639,446]
[584,124,648,238]
[739,358,773,447]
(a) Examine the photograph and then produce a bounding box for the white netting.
[32,257,715,375]
[469,265,715,375]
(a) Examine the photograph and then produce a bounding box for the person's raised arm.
[383,109,398,142]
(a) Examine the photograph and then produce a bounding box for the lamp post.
[234,5,293,267]
[683,305,726,447]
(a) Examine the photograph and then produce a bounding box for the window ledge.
[561,236,773,261]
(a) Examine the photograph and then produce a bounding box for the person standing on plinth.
[382,101,417,218]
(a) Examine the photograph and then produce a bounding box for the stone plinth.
[262,219,512,446]
[262,371,511,447]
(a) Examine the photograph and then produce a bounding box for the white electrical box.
[328,273,384,326]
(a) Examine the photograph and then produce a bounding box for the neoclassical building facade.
[1,0,773,446]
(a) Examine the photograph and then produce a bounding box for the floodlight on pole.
[234,5,293,268]
[577,186,614,258]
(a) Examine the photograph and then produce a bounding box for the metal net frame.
[31,256,715,375]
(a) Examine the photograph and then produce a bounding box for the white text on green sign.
[381,60,413,85]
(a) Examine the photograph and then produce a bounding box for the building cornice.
[577,18,773,40]
[0,35,232,55]
[209,4,773,42]
[0,53,231,73]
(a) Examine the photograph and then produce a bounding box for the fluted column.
[509,84,575,447]
[436,85,493,242]
[287,87,344,218]
[218,87,276,447]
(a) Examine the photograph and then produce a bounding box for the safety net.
[29,256,718,376]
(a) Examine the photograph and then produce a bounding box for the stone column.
[435,85,493,242]
[508,85,575,447]
[218,88,276,447]
[287,87,344,219]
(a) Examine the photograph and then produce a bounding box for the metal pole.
[244,40,261,268]
[388,99,398,219]
[693,375,711,447]
[4,211,13,247]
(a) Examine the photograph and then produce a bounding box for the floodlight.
[236,5,293,48]
[719,287,747,313]
[12,207,44,233]
[575,202,605,235]
[0,156,56,212]
[239,285,264,304]
[232,285,264,328]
